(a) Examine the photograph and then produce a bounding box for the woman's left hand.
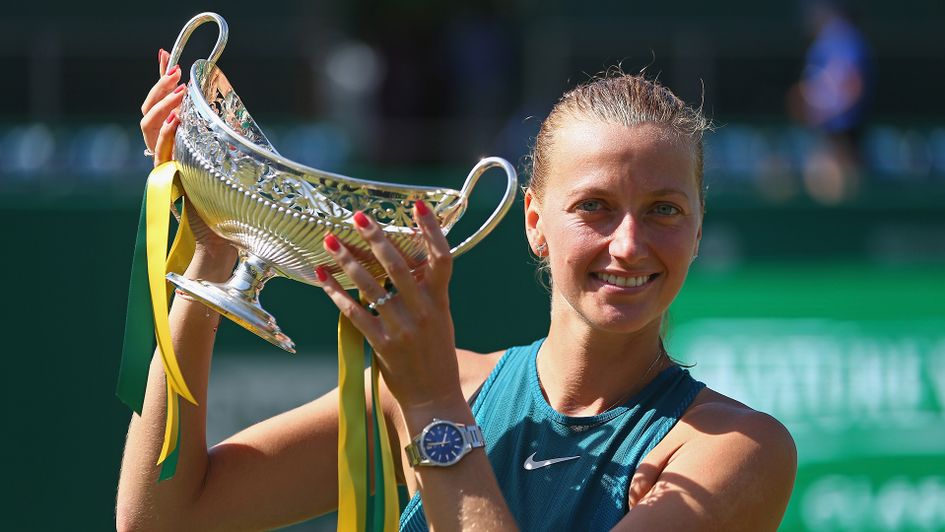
[316,201,462,410]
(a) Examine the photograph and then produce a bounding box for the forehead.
[544,119,698,198]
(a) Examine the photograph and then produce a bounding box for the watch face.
[421,422,465,465]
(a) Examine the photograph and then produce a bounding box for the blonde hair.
[528,73,709,206]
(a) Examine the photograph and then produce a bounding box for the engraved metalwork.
[163,13,518,352]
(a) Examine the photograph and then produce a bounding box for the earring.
[535,242,547,256]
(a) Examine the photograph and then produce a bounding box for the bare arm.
[116,249,235,530]
[614,402,797,532]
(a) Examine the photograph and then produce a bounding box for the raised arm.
[117,49,342,531]
[317,207,519,531]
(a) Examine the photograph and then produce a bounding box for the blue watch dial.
[421,422,465,464]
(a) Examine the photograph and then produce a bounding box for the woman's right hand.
[141,49,185,167]
[140,49,236,261]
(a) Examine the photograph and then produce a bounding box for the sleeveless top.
[399,338,705,531]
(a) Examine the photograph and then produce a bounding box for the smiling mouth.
[593,272,658,288]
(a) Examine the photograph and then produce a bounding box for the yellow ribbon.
[145,161,198,464]
[338,313,368,531]
[338,310,399,531]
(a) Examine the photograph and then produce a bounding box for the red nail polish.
[169,64,180,76]
[174,84,186,94]
[315,266,328,283]
[158,48,164,63]
[415,200,430,216]
[165,111,176,124]
[324,234,341,252]
[353,211,369,229]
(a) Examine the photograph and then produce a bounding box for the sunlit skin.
[530,120,703,336]
[523,120,704,416]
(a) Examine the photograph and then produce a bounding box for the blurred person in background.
[788,1,872,204]
[118,50,796,530]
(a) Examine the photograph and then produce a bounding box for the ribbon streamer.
[337,313,368,531]
[338,309,399,531]
[118,161,198,479]
[371,351,400,530]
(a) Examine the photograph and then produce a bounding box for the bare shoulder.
[456,347,504,399]
[622,387,797,531]
[682,387,796,452]
[679,387,797,493]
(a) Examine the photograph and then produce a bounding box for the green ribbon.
[117,190,153,416]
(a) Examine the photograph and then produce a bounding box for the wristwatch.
[405,419,485,467]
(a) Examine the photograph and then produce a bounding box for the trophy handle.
[165,12,229,75]
[446,157,518,259]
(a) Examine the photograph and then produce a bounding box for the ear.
[524,188,544,253]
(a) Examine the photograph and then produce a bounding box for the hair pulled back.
[528,73,710,206]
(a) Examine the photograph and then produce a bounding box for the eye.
[652,203,681,216]
[575,199,604,212]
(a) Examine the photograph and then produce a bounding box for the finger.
[158,48,169,77]
[141,85,186,150]
[352,211,421,307]
[141,64,181,116]
[322,233,391,310]
[414,200,452,289]
[153,111,180,167]
[315,265,383,338]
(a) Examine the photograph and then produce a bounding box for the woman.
[118,49,796,531]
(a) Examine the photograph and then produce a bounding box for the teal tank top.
[399,338,705,531]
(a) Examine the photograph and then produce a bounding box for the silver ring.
[144,148,155,157]
[367,290,396,312]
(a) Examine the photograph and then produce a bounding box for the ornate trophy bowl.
[165,13,517,353]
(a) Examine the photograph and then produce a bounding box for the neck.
[537,298,671,416]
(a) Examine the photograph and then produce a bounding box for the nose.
[609,212,648,262]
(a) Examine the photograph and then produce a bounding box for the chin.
[581,306,663,335]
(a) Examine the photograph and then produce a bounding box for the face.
[526,119,702,335]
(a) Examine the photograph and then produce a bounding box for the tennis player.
[118,49,796,531]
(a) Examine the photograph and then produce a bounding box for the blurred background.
[6,0,944,530]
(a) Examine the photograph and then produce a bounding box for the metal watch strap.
[405,439,423,467]
[463,424,485,449]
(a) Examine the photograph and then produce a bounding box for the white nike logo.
[523,452,581,470]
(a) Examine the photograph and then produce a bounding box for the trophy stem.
[226,253,276,303]
[166,253,295,353]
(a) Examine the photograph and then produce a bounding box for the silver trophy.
[165,13,517,353]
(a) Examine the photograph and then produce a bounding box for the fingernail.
[174,84,186,94]
[168,64,180,76]
[415,200,430,216]
[166,111,176,124]
[324,234,340,252]
[315,266,328,283]
[353,211,369,229]
[158,48,164,62]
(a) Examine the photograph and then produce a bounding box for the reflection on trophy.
[165,13,518,353]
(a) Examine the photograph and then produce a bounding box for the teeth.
[597,273,650,287]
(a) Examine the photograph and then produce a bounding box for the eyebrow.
[566,185,692,200]
[648,187,692,200]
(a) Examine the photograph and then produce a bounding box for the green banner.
[669,318,945,531]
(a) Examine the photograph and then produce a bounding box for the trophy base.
[166,272,296,353]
